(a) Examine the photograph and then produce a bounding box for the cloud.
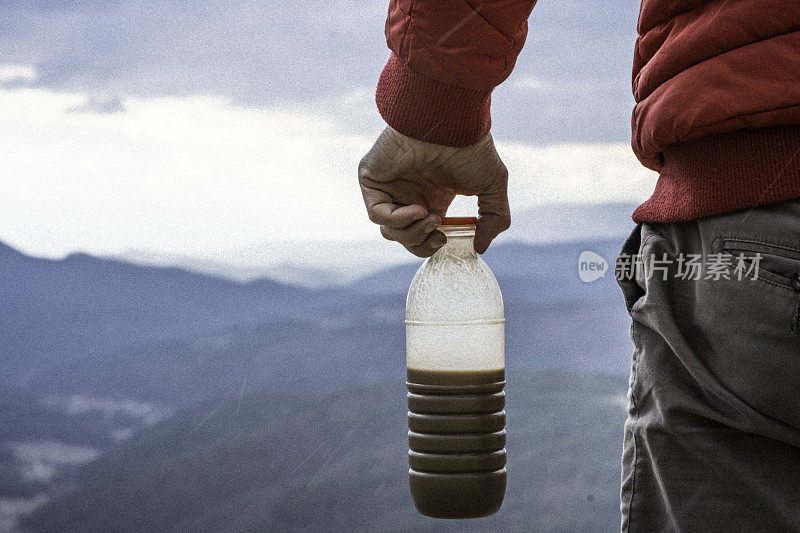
[66,94,125,114]
[0,83,373,258]
[0,0,642,145]
[0,63,37,85]
[499,141,655,207]
[0,81,655,260]
[0,1,389,104]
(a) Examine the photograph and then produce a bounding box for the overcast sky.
[0,0,656,259]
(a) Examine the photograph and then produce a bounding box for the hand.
[358,127,511,257]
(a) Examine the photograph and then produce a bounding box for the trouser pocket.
[616,223,645,313]
[719,238,800,293]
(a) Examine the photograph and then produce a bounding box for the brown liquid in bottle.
[407,368,506,519]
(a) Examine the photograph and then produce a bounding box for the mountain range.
[22,369,628,533]
[113,202,638,286]
[0,225,634,531]
[1,235,631,404]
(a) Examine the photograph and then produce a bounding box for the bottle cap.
[439,217,478,226]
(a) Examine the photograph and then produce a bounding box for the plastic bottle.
[406,216,506,519]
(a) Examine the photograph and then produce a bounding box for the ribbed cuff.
[633,125,800,223]
[375,53,492,147]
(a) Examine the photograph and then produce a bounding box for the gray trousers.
[616,200,800,532]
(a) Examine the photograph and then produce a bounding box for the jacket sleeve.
[376,0,537,146]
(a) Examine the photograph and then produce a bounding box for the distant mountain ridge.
[112,202,638,287]
[0,236,632,404]
[0,243,314,385]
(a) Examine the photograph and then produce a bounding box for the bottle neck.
[437,225,477,259]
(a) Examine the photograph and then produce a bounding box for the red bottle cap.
[439,217,478,226]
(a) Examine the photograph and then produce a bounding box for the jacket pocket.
[721,238,800,291]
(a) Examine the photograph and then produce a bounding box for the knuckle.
[379,225,393,240]
[498,163,509,181]
[357,159,373,182]
[500,214,511,231]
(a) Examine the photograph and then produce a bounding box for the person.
[358,1,800,531]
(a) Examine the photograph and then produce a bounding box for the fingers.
[405,229,447,258]
[360,168,428,228]
[359,136,429,228]
[367,196,428,228]
[380,214,444,257]
[475,177,511,254]
[474,212,511,254]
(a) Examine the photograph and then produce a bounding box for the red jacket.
[375,0,800,222]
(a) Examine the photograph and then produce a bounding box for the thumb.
[474,188,511,254]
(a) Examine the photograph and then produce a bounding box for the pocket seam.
[721,237,800,292]
[721,238,800,258]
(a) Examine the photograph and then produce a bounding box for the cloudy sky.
[0,0,656,259]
